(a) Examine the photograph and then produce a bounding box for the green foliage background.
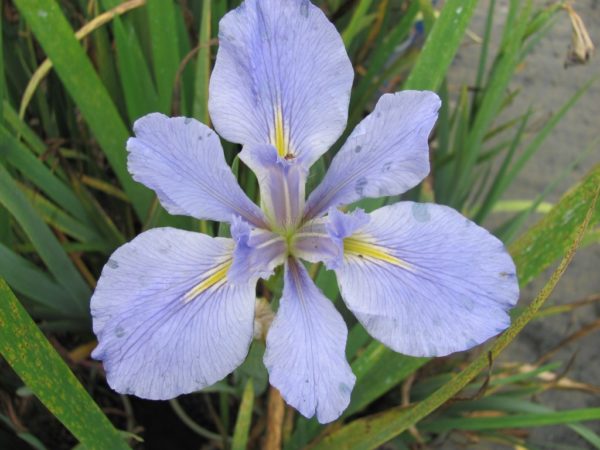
[0,0,599,448]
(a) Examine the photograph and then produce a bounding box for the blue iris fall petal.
[91,0,519,424]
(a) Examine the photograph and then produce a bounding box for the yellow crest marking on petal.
[344,236,414,271]
[272,105,290,158]
[183,260,232,303]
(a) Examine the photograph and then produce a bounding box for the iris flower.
[91,0,519,423]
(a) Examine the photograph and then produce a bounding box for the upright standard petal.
[304,91,441,220]
[333,203,519,357]
[240,144,307,231]
[91,228,256,399]
[127,113,266,227]
[264,258,355,423]
[209,0,353,167]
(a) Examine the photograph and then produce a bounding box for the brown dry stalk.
[264,386,285,450]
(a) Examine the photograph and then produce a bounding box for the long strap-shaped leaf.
[511,163,600,286]
[309,173,600,450]
[0,164,90,314]
[0,279,129,450]
[231,379,255,450]
[12,0,152,219]
[403,0,478,91]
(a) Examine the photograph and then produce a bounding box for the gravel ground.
[446,0,600,448]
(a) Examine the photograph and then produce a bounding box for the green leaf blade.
[12,0,152,218]
[0,280,129,450]
[403,0,478,91]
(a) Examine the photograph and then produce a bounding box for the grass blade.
[2,102,46,155]
[147,0,180,113]
[348,1,419,130]
[0,10,4,124]
[473,109,532,222]
[447,396,600,448]
[346,348,427,417]
[421,408,600,432]
[0,127,90,223]
[193,0,212,123]
[341,0,374,48]
[12,0,152,218]
[231,379,254,450]
[0,164,90,315]
[403,0,478,91]
[0,243,72,313]
[449,0,531,207]
[99,0,160,121]
[0,280,129,450]
[17,0,147,120]
[19,183,104,245]
[473,0,495,97]
[495,144,592,242]
[510,164,600,287]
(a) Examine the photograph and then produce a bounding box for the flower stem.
[264,386,285,450]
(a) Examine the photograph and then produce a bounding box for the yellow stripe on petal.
[344,236,414,271]
[183,260,232,303]
[272,105,291,158]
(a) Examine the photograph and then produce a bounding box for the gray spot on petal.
[339,382,351,394]
[382,161,392,172]
[411,203,430,222]
[114,326,126,338]
[354,145,362,154]
[463,298,475,312]
[355,177,368,196]
[158,243,172,254]
[184,117,192,125]
[107,259,119,269]
[300,0,309,17]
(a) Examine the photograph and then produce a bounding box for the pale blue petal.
[304,91,441,220]
[290,218,339,267]
[209,0,353,168]
[240,144,307,230]
[128,113,266,227]
[292,208,368,269]
[335,203,519,357]
[91,228,256,399]
[326,207,369,249]
[229,216,286,284]
[264,258,355,423]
